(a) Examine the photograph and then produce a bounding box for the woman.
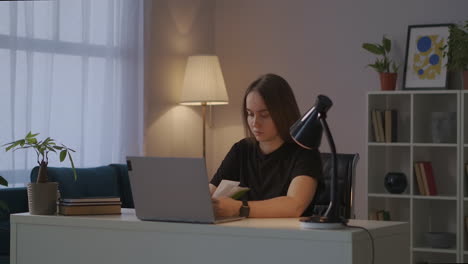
[209,73,322,218]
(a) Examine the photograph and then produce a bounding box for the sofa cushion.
[30,166,120,199]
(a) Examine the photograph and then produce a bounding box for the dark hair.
[242,73,301,142]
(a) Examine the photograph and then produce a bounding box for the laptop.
[126,156,244,224]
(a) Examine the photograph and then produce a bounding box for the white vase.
[431,112,456,143]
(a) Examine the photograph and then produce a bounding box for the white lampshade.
[180,55,229,105]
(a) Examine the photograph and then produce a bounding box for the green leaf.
[5,141,20,152]
[53,146,63,150]
[383,37,391,53]
[68,154,77,181]
[362,43,384,55]
[60,150,67,162]
[0,176,7,187]
[26,137,37,144]
[38,148,45,157]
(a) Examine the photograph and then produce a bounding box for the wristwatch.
[239,200,250,217]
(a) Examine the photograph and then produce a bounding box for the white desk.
[10,209,409,264]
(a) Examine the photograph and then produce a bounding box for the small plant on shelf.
[362,35,399,90]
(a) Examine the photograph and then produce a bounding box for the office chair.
[310,153,359,219]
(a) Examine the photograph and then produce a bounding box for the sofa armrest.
[0,187,28,256]
[0,187,28,217]
[109,164,134,208]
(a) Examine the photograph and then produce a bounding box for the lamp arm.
[319,117,340,221]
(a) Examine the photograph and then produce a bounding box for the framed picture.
[403,24,451,90]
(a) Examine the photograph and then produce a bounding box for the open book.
[212,180,249,200]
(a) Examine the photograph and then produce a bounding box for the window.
[0,0,144,187]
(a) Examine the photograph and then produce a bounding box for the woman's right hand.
[212,197,242,217]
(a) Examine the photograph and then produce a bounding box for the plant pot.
[27,182,58,215]
[379,72,397,91]
[463,70,468,90]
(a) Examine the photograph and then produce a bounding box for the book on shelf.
[371,110,381,142]
[422,162,437,196]
[370,108,398,143]
[414,162,426,195]
[413,161,437,196]
[376,110,385,143]
[418,162,431,196]
[384,109,398,143]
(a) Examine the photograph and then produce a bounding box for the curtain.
[0,0,145,187]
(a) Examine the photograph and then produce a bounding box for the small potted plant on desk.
[443,21,468,90]
[3,132,77,215]
[362,36,399,91]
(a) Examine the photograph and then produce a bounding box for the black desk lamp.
[290,95,344,229]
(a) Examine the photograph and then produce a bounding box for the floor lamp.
[179,55,229,158]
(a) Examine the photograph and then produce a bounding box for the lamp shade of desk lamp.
[180,55,229,158]
[290,95,345,229]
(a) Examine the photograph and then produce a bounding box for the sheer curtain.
[0,0,145,187]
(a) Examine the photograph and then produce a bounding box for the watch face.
[239,206,250,217]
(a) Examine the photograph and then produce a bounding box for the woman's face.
[245,91,281,143]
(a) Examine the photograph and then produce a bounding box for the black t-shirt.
[210,138,322,216]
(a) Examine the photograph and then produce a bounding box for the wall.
[145,0,215,164]
[212,0,468,218]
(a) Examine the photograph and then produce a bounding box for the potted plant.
[362,36,399,91]
[443,21,468,90]
[3,132,76,215]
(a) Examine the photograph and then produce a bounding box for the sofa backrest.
[30,164,134,208]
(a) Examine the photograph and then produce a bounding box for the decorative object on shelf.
[180,55,229,158]
[384,172,407,194]
[442,21,468,90]
[362,36,399,91]
[424,232,456,249]
[403,24,451,90]
[3,132,77,215]
[431,112,456,143]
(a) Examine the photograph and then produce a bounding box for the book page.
[212,180,249,199]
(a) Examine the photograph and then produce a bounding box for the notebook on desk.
[126,156,244,224]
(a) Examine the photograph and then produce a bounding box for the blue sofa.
[0,164,133,263]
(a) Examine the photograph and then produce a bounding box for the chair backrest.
[310,153,359,219]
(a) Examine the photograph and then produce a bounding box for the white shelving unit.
[366,90,467,264]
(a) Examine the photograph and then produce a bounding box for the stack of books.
[370,109,398,143]
[414,161,437,196]
[58,197,121,216]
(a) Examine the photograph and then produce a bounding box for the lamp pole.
[319,116,340,221]
[201,102,207,158]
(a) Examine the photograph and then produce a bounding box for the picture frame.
[403,24,452,90]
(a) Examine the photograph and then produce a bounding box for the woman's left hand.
[212,197,242,217]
